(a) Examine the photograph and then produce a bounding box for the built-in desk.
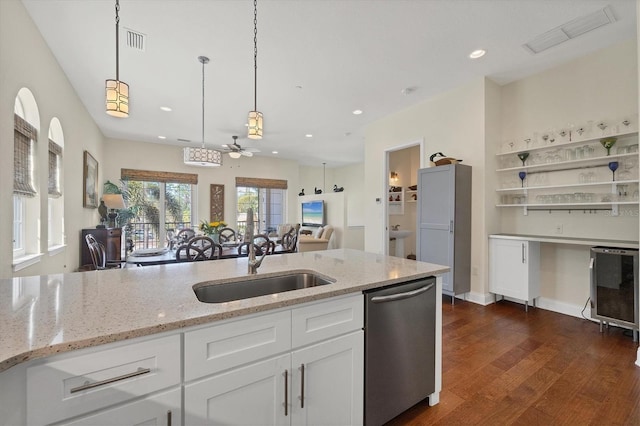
[489,233,639,249]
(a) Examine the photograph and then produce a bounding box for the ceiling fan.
[221,136,260,158]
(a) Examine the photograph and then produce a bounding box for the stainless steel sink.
[193,271,335,303]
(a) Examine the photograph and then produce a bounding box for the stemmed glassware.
[517,152,529,166]
[608,161,619,181]
[518,171,527,187]
[600,137,617,156]
[597,122,607,135]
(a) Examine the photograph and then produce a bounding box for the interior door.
[417,166,453,291]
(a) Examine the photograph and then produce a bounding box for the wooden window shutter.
[235,177,288,189]
[121,168,198,185]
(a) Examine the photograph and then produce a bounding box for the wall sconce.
[390,171,399,182]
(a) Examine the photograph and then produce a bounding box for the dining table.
[126,241,288,266]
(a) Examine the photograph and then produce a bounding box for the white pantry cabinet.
[184,293,364,426]
[489,237,541,310]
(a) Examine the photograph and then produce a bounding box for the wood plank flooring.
[386,297,640,426]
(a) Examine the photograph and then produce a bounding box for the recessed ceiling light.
[158,135,166,139]
[160,106,172,112]
[305,134,313,138]
[272,151,278,154]
[352,109,363,115]
[469,49,486,59]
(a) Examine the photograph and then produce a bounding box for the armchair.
[298,225,334,252]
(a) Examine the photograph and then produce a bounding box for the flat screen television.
[301,200,325,227]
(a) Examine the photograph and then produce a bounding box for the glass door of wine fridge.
[590,247,639,338]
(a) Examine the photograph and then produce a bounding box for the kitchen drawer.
[59,387,181,426]
[291,293,363,348]
[184,310,291,382]
[26,334,180,426]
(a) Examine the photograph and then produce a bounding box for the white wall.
[0,0,106,278]
[103,138,302,229]
[364,78,488,296]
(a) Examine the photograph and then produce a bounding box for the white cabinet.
[60,388,181,426]
[489,237,540,310]
[26,334,181,426]
[183,294,364,426]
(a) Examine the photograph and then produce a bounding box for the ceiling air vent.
[523,6,616,54]
[124,27,146,51]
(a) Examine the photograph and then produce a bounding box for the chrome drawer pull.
[371,283,434,303]
[70,367,151,393]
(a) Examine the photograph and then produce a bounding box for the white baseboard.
[464,291,495,306]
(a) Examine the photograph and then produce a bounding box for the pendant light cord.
[115,0,120,81]
[253,0,258,111]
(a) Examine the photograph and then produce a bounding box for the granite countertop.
[489,233,639,249]
[0,249,448,373]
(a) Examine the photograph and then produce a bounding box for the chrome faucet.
[245,208,267,274]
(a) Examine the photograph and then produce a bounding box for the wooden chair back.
[175,236,221,262]
[218,227,237,243]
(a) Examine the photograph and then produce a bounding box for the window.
[235,177,287,236]
[47,118,65,250]
[13,88,41,264]
[120,169,198,249]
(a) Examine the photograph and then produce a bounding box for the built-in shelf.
[496,152,637,174]
[496,179,639,193]
[496,130,638,157]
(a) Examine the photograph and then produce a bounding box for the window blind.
[121,168,198,185]
[14,114,37,197]
[48,139,62,197]
[235,177,288,189]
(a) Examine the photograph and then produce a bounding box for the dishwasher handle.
[371,282,434,303]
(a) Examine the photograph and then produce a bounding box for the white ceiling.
[22,0,636,167]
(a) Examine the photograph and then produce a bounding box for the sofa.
[298,225,334,252]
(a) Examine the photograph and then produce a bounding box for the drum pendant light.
[105,0,129,117]
[183,56,223,167]
[247,0,263,139]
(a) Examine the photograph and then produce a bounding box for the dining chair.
[236,239,275,257]
[175,236,222,262]
[280,227,299,253]
[218,227,237,243]
[176,228,196,245]
[84,234,124,270]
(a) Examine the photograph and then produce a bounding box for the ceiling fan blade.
[221,144,231,149]
[242,151,254,157]
[245,147,260,153]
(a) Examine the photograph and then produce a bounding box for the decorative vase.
[210,231,219,244]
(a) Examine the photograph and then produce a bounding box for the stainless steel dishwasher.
[364,277,436,426]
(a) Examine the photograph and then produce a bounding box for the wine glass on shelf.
[608,161,619,181]
[518,171,527,188]
[517,152,529,166]
[600,137,617,156]
[597,121,607,135]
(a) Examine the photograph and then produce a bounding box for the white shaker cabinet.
[183,294,364,426]
[489,237,541,310]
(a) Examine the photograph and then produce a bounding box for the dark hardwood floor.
[387,297,640,425]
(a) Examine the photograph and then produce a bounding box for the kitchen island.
[0,249,448,425]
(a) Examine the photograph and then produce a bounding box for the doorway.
[384,140,424,257]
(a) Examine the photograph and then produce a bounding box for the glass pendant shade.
[183,147,222,167]
[105,79,129,117]
[247,110,263,139]
[228,151,242,159]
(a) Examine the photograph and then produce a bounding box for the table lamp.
[103,193,126,228]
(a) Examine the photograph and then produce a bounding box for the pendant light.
[105,0,129,117]
[247,0,263,139]
[183,56,223,167]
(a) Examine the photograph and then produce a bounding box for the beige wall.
[103,138,301,230]
[0,0,106,278]
[364,78,488,297]
[498,39,638,314]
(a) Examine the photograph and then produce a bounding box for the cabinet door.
[184,354,290,426]
[417,166,454,291]
[60,388,181,426]
[490,239,534,302]
[290,331,364,426]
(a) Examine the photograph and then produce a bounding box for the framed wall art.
[83,150,99,208]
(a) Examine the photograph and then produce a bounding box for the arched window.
[13,88,42,270]
[48,118,65,251]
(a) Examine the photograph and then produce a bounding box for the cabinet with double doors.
[183,294,364,425]
[495,130,639,215]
